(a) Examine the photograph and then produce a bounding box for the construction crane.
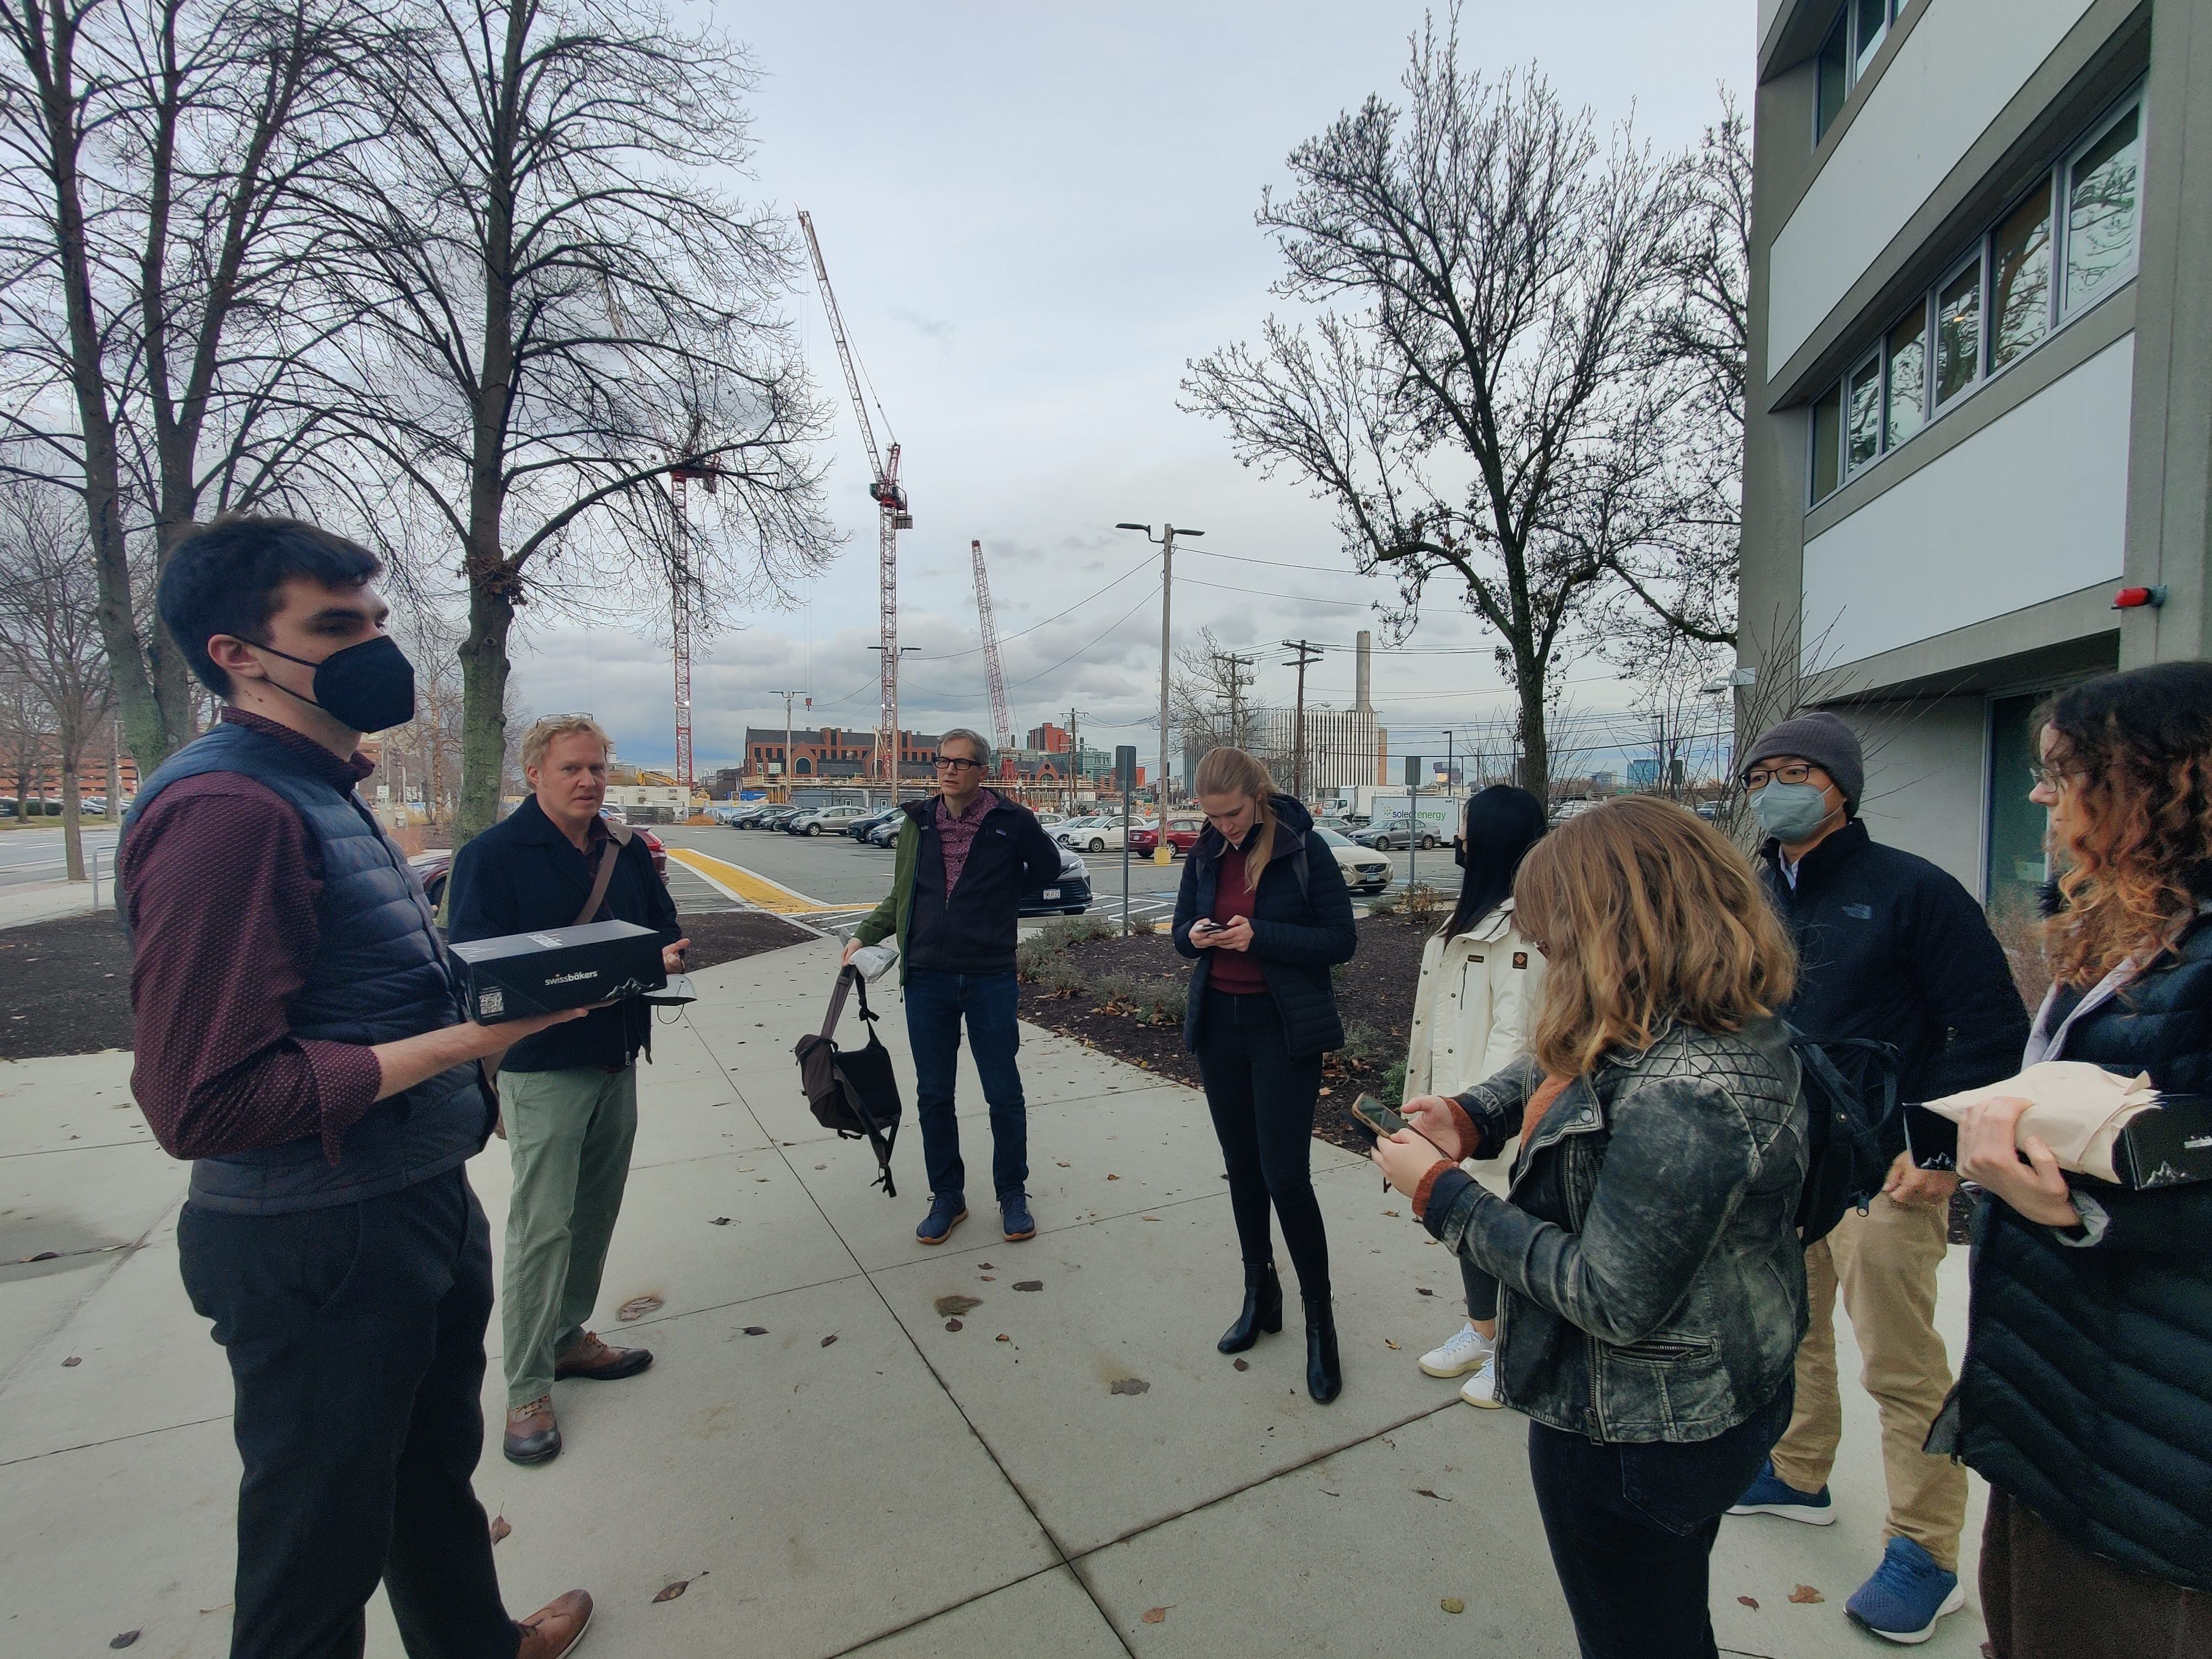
[970,539,1014,759]
[797,210,912,795]
[665,457,717,789]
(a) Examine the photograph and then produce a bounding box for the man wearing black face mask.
[120,517,594,1659]
[1724,712,2027,1646]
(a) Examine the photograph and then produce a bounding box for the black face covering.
[252,635,416,733]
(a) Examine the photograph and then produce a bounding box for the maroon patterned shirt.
[124,708,387,1164]
[935,787,999,893]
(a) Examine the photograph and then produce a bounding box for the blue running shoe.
[916,1194,967,1245]
[1726,1459,1835,1524]
[1846,1536,1964,1644]
[1000,1191,1036,1241]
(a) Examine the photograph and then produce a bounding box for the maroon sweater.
[124,709,385,1162]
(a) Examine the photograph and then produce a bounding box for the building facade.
[1740,0,2212,917]
[737,726,941,785]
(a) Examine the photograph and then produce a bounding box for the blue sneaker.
[1726,1459,1835,1524]
[1000,1192,1035,1242]
[915,1195,967,1245]
[1845,1536,1964,1644]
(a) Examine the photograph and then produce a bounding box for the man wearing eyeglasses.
[1724,713,2028,1646]
[843,728,1065,1245]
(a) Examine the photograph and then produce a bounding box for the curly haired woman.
[1938,661,2212,1659]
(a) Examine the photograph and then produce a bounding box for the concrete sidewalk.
[0,935,1990,1658]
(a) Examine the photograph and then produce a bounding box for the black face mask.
[252,635,416,733]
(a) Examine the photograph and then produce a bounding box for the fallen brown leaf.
[1056,1160,1070,1167]
[934,1294,983,1317]
[1415,1487,1452,1502]
[1233,1358,1249,1371]
[1788,1585,1824,1605]
[1141,1606,1169,1624]
[61,1355,81,1366]
[1440,1598,1465,1615]
[1737,1595,1760,1610]
[654,1579,689,1603]
[1106,1173,1120,1181]
[1382,1208,1401,1217]
[1318,1087,1333,1097]
[1414,1287,1434,1297]
[489,1515,512,1545]
[616,1293,663,1322]
[740,1326,768,1336]
[1109,1376,1151,1395]
[108,1633,139,1650]
[1013,1280,1042,1292]
[820,1334,838,1348]
[1384,1338,1401,1350]
[709,1216,731,1226]
[945,1319,964,1332]
[996,1333,1010,1342]
[978,1261,994,1269]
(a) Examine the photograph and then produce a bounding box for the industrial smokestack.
[1355,630,1373,713]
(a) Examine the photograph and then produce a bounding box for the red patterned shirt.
[935,787,999,893]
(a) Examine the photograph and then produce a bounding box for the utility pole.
[1115,520,1204,811]
[1281,639,1323,801]
[1217,651,1257,750]
[774,690,805,800]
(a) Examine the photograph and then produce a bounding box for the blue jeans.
[904,968,1027,1203]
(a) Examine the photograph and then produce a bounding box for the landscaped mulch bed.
[0,905,810,1060]
[1016,911,1438,1154]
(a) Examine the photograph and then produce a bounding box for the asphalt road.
[658,820,1435,934]
[0,825,121,890]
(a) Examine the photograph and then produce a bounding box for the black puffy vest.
[1945,918,2212,1591]
[122,720,492,1213]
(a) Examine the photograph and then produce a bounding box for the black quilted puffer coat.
[1932,915,2212,1592]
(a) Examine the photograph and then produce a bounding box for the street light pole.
[1116,520,1204,816]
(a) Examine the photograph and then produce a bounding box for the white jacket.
[1402,900,1547,1103]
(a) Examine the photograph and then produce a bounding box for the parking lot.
[658,818,1432,933]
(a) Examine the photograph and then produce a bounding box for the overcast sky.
[505,0,1755,780]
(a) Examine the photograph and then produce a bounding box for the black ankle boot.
[1218,1262,1284,1354]
[1303,1293,1342,1402]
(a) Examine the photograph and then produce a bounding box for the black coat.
[1761,820,2029,1147]
[447,797,682,1072]
[1936,915,2212,1592]
[1171,794,1357,1058]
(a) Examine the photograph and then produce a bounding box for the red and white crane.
[970,539,1014,759]
[797,210,912,795]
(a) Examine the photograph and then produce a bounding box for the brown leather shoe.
[504,1395,561,1465]
[554,1331,653,1381]
[514,1588,592,1659]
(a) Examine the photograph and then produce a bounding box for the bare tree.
[322,0,837,842]
[0,660,51,817]
[1168,626,1259,757]
[1184,23,1680,803]
[0,475,112,876]
[0,0,389,766]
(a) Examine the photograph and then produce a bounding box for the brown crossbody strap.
[576,837,621,925]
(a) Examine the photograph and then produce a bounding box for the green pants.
[500,1065,638,1408]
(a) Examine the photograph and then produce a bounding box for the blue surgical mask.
[1751,780,1835,843]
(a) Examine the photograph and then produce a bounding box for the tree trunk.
[1515,652,1551,806]
[455,581,514,847]
[59,747,84,881]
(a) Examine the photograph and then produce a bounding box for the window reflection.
[1991,186,2052,370]
[1936,264,1980,405]
[1846,357,1881,473]
[1886,310,1926,449]
[2066,107,2141,311]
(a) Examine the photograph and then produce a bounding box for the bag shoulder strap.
[576,838,621,926]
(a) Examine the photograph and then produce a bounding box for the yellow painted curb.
[666,847,870,916]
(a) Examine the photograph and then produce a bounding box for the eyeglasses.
[1743,763,1817,790]
[932,754,984,771]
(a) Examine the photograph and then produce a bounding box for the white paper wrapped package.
[1921,1061,2159,1183]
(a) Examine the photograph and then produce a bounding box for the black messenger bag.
[794,967,903,1196]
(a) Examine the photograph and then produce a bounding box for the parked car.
[1034,812,1069,831]
[846,806,903,841]
[750,805,801,832]
[410,828,668,914]
[1352,814,1438,852]
[1052,815,1107,847]
[1126,815,1204,858]
[787,804,869,836]
[1550,798,1601,825]
[1312,825,1392,894]
[1019,844,1093,917]
[710,802,766,826]
[864,815,901,848]
[1064,818,1149,853]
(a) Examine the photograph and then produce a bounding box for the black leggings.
[1194,987,1331,1300]
[1462,1257,1499,1321]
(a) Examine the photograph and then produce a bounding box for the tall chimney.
[1355,630,1373,713]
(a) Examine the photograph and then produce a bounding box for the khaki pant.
[1769,1193,1967,1570]
[500,1065,638,1408]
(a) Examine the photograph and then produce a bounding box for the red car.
[1125,816,1204,858]
[409,827,669,914]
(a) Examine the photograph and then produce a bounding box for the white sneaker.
[1459,1350,1501,1407]
[1418,1323,1490,1379]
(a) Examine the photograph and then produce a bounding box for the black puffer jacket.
[1171,794,1356,1058]
[1933,916,2212,1592]
[1426,1021,1808,1443]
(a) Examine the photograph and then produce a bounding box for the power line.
[909,553,1154,662]
[1006,584,1162,690]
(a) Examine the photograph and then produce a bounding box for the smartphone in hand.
[1347,1092,1406,1144]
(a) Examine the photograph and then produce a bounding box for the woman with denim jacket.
[1374,796,1808,1659]
[1939,663,2212,1659]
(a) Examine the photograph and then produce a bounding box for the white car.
[1063,818,1150,853]
[1312,825,1394,895]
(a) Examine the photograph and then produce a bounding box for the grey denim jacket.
[1427,1016,1809,1443]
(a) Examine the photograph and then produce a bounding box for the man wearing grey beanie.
[1724,710,2028,1645]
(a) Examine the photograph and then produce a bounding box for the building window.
[1813,0,1910,144]
[1806,86,2141,506]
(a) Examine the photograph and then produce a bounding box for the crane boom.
[797,208,912,794]
[971,539,1014,756]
